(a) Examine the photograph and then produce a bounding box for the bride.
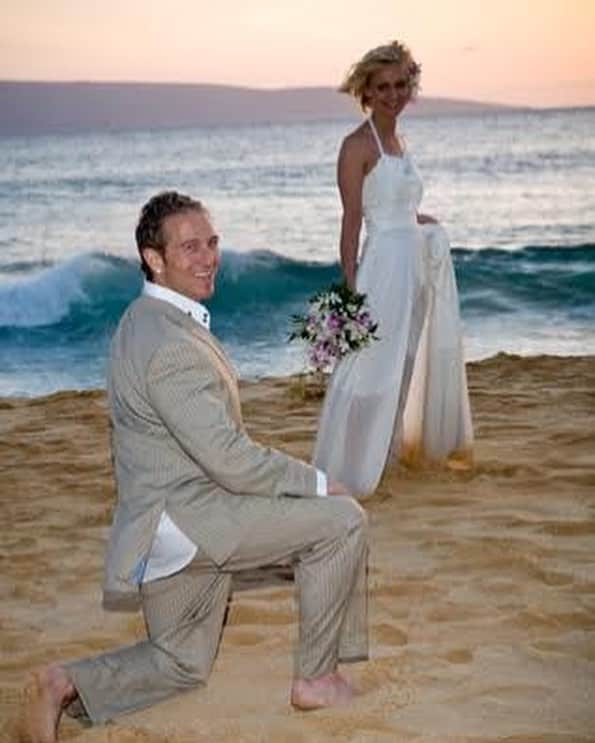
[313,40,473,495]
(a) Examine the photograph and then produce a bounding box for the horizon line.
[1,79,594,112]
[0,78,532,110]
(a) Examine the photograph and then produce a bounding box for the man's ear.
[142,247,164,276]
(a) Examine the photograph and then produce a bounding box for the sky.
[2,0,594,107]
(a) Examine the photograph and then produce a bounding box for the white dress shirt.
[141,280,327,582]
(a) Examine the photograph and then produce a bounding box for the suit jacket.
[103,294,318,611]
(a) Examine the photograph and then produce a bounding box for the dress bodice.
[362,119,423,232]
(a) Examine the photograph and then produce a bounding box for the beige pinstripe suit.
[65,294,368,724]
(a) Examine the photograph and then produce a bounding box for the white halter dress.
[313,119,473,494]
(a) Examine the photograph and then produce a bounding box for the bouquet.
[289,282,379,374]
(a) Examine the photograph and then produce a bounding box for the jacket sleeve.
[146,341,318,497]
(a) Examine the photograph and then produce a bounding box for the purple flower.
[290,284,378,373]
[327,312,343,330]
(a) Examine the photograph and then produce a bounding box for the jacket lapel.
[142,295,243,426]
[178,313,243,427]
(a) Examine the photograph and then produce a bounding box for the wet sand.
[1,353,594,742]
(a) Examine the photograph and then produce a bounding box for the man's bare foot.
[23,664,76,743]
[290,671,355,710]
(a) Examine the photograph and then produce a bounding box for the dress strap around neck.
[367,117,384,158]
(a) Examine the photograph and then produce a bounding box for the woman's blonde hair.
[339,40,421,110]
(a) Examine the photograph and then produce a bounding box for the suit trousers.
[65,494,368,724]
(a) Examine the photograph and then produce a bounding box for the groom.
[26,191,368,742]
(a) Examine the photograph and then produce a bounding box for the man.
[26,191,368,742]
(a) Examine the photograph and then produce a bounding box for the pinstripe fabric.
[66,495,368,723]
[186,326,242,425]
[104,295,319,609]
[66,563,233,723]
[338,535,369,663]
[65,293,368,724]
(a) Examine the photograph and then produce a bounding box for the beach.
[1,352,594,742]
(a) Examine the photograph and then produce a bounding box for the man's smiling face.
[143,208,220,302]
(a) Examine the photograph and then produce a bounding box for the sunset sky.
[2,0,594,107]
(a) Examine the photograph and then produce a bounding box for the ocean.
[0,107,594,397]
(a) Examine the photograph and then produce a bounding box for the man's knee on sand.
[144,633,217,689]
[157,648,212,688]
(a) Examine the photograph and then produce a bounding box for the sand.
[1,353,594,742]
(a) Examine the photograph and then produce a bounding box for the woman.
[313,40,473,495]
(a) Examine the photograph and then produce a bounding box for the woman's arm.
[337,137,366,290]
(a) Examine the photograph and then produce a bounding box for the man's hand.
[327,479,351,496]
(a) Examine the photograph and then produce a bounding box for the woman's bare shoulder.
[340,122,374,160]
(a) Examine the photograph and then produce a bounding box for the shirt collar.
[142,281,210,330]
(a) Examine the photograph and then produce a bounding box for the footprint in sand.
[227,603,293,626]
[227,629,268,646]
[540,520,595,537]
[373,622,408,646]
[443,648,473,664]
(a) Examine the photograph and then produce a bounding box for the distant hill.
[0,81,521,136]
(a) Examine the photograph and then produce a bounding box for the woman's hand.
[417,213,438,224]
[343,269,357,292]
